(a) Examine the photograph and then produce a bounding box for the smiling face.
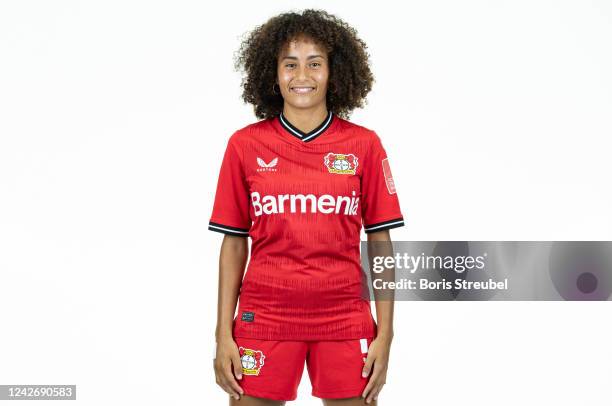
[276,35,329,111]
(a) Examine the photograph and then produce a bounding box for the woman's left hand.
[361,335,392,403]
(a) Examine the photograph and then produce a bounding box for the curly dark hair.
[234,9,375,120]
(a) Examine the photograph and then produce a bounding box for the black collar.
[278,110,333,142]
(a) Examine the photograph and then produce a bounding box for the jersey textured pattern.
[208,112,404,340]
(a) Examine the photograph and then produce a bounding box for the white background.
[1,1,611,405]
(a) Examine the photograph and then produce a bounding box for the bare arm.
[214,235,248,400]
[367,229,394,341]
[215,235,249,340]
[362,229,394,404]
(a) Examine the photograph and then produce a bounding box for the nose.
[296,64,308,81]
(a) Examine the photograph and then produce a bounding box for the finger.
[362,353,375,378]
[368,383,384,403]
[361,378,375,400]
[361,377,379,403]
[218,377,240,400]
[223,363,244,395]
[362,363,382,400]
[231,353,243,380]
[365,386,376,404]
[214,358,242,398]
[214,366,223,387]
[366,383,382,403]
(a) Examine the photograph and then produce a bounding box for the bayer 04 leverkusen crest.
[239,347,265,376]
[324,152,358,175]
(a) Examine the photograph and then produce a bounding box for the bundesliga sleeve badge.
[239,347,266,376]
[324,152,358,175]
[381,157,396,194]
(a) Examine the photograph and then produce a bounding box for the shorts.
[235,336,373,401]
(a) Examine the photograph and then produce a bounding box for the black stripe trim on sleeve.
[208,221,250,236]
[363,217,405,234]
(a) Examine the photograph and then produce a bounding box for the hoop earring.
[272,83,280,95]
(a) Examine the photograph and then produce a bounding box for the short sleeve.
[360,132,405,234]
[208,135,251,237]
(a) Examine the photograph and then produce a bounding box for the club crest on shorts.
[324,152,358,175]
[239,347,265,376]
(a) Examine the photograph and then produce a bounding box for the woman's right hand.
[214,336,245,400]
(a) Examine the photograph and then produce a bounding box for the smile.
[290,87,315,94]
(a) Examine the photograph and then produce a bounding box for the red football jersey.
[209,111,404,340]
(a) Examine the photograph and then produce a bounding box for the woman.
[209,9,404,405]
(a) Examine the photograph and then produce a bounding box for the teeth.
[292,87,314,93]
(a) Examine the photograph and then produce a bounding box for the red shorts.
[235,336,373,401]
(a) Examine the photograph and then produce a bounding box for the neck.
[282,104,329,133]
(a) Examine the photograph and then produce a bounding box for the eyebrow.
[281,55,325,61]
